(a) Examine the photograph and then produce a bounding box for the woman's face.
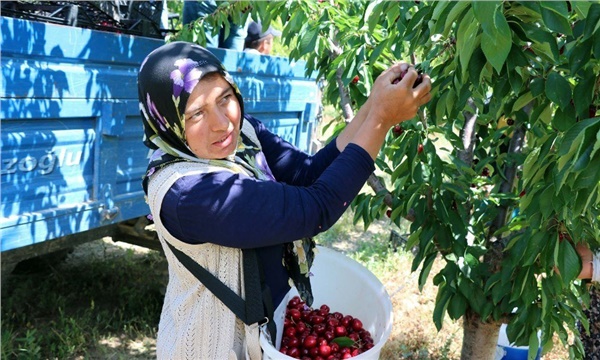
[184,75,241,159]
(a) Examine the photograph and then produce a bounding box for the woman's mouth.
[214,132,233,148]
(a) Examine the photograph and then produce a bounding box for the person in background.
[243,21,281,55]
[182,0,246,51]
[576,244,599,359]
[137,41,431,359]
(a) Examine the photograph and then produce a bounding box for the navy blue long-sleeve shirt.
[160,115,375,305]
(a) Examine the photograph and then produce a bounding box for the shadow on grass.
[1,239,166,359]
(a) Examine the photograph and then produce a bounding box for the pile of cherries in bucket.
[278,296,375,359]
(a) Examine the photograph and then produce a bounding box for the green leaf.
[447,292,468,320]
[538,185,555,220]
[583,3,600,40]
[298,26,319,58]
[529,77,545,97]
[522,231,547,266]
[527,327,541,360]
[472,2,498,33]
[573,185,597,215]
[552,103,577,132]
[442,1,470,38]
[573,71,595,118]
[520,23,560,62]
[433,284,452,331]
[365,0,383,33]
[574,153,600,190]
[404,6,431,41]
[545,72,572,110]
[480,7,512,74]
[512,91,534,113]
[569,38,592,75]
[332,337,355,348]
[418,253,437,291]
[573,142,594,172]
[540,2,572,35]
[558,117,600,157]
[468,47,487,84]
[595,32,600,59]
[456,9,480,79]
[557,240,581,283]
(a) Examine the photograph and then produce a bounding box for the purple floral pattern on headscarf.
[146,93,168,132]
[170,58,203,98]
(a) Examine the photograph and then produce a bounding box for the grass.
[1,210,571,359]
[1,243,165,359]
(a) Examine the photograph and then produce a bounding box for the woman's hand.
[348,62,432,159]
[366,63,432,129]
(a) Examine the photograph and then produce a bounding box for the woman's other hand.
[577,243,594,280]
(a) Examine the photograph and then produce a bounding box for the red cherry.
[288,337,300,348]
[506,118,515,126]
[351,318,363,331]
[413,72,423,88]
[386,209,392,218]
[351,75,359,84]
[324,331,335,342]
[304,335,318,348]
[288,296,301,308]
[319,344,332,357]
[392,69,408,84]
[287,347,300,358]
[334,326,347,336]
[311,315,325,324]
[289,308,301,321]
[392,124,403,137]
[417,144,424,154]
[285,326,297,338]
[313,323,326,334]
[519,190,526,197]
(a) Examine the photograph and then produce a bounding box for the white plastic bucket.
[260,246,393,360]
[495,324,541,360]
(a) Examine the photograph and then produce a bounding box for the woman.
[577,244,600,359]
[137,41,431,359]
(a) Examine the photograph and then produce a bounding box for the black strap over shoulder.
[165,242,276,339]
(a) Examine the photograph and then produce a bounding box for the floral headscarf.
[137,41,315,306]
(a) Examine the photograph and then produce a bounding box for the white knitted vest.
[147,121,263,360]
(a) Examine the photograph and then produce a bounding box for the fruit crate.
[0,0,164,38]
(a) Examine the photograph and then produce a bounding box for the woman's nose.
[208,109,230,131]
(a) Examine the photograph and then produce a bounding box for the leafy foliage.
[174,1,600,358]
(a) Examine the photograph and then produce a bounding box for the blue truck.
[1,7,320,274]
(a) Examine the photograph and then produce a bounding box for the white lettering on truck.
[1,149,83,175]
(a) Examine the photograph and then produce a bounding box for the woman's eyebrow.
[219,87,234,98]
[185,102,205,117]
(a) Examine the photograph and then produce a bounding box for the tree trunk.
[461,310,501,360]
